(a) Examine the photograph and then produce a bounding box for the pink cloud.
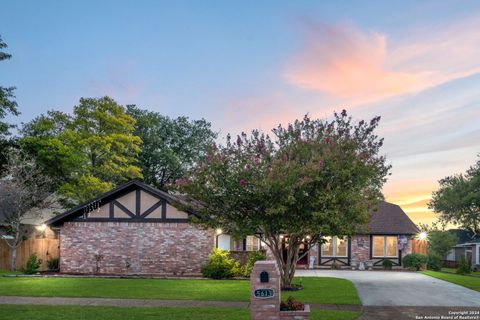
[284,22,423,104]
[284,16,480,106]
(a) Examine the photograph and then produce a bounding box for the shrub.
[201,248,240,279]
[428,231,457,259]
[280,296,305,311]
[402,253,428,271]
[426,254,442,271]
[456,256,471,275]
[382,259,393,270]
[47,257,59,271]
[23,253,42,274]
[240,251,267,277]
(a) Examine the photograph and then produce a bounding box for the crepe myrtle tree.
[0,149,55,271]
[174,111,390,287]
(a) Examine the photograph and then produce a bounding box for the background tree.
[0,35,20,172]
[428,230,457,259]
[0,150,56,271]
[127,105,216,191]
[174,111,390,287]
[20,97,142,205]
[429,157,480,234]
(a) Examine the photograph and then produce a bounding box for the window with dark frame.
[321,236,348,257]
[372,235,398,258]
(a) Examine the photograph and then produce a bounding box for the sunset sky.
[1,1,480,226]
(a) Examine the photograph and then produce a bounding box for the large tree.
[174,111,390,287]
[20,97,142,205]
[0,35,20,173]
[429,157,480,234]
[0,150,55,271]
[0,35,19,138]
[127,105,216,191]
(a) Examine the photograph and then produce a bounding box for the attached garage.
[46,180,215,276]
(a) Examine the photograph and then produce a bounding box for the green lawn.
[441,267,480,277]
[422,270,480,292]
[0,305,360,320]
[0,269,22,275]
[0,277,360,305]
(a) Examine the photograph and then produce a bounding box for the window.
[372,236,398,257]
[336,237,348,256]
[246,236,260,251]
[321,236,348,257]
[231,236,260,251]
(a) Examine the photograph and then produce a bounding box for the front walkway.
[296,269,480,307]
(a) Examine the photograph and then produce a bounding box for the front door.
[281,236,309,265]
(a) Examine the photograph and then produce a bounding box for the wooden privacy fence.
[0,238,59,271]
[411,239,428,255]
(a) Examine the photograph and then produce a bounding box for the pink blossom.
[239,179,248,186]
[175,178,187,186]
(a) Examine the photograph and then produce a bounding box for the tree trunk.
[265,236,301,289]
[10,246,17,272]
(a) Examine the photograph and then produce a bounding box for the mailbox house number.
[253,288,274,299]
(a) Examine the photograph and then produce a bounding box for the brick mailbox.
[250,261,310,320]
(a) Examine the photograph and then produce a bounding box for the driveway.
[296,269,480,307]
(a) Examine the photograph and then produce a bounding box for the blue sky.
[1,0,480,225]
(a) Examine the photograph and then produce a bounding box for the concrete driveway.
[296,269,480,307]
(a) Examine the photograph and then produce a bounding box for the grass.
[291,277,360,305]
[0,305,360,320]
[422,270,480,292]
[441,267,480,277]
[0,276,360,305]
[0,269,22,275]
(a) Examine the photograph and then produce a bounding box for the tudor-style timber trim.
[140,200,163,218]
[46,180,198,226]
[318,236,351,266]
[135,189,141,216]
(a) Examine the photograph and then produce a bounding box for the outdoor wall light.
[216,228,223,235]
[418,231,428,240]
[36,224,47,232]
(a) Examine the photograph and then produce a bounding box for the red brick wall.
[350,235,370,263]
[59,221,214,275]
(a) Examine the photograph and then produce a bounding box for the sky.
[1,0,480,226]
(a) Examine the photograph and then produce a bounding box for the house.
[46,180,419,275]
[444,229,479,270]
[219,201,418,269]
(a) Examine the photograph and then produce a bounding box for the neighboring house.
[46,180,419,275]
[0,205,57,240]
[444,229,479,270]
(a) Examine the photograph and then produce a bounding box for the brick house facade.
[47,180,216,275]
[60,221,213,275]
[47,180,418,274]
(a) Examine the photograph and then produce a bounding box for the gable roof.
[368,201,418,235]
[46,181,419,235]
[45,180,197,226]
[448,229,480,245]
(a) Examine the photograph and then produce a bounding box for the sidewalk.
[0,296,361,311]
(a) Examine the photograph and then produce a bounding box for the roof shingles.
[368,201,418,235]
